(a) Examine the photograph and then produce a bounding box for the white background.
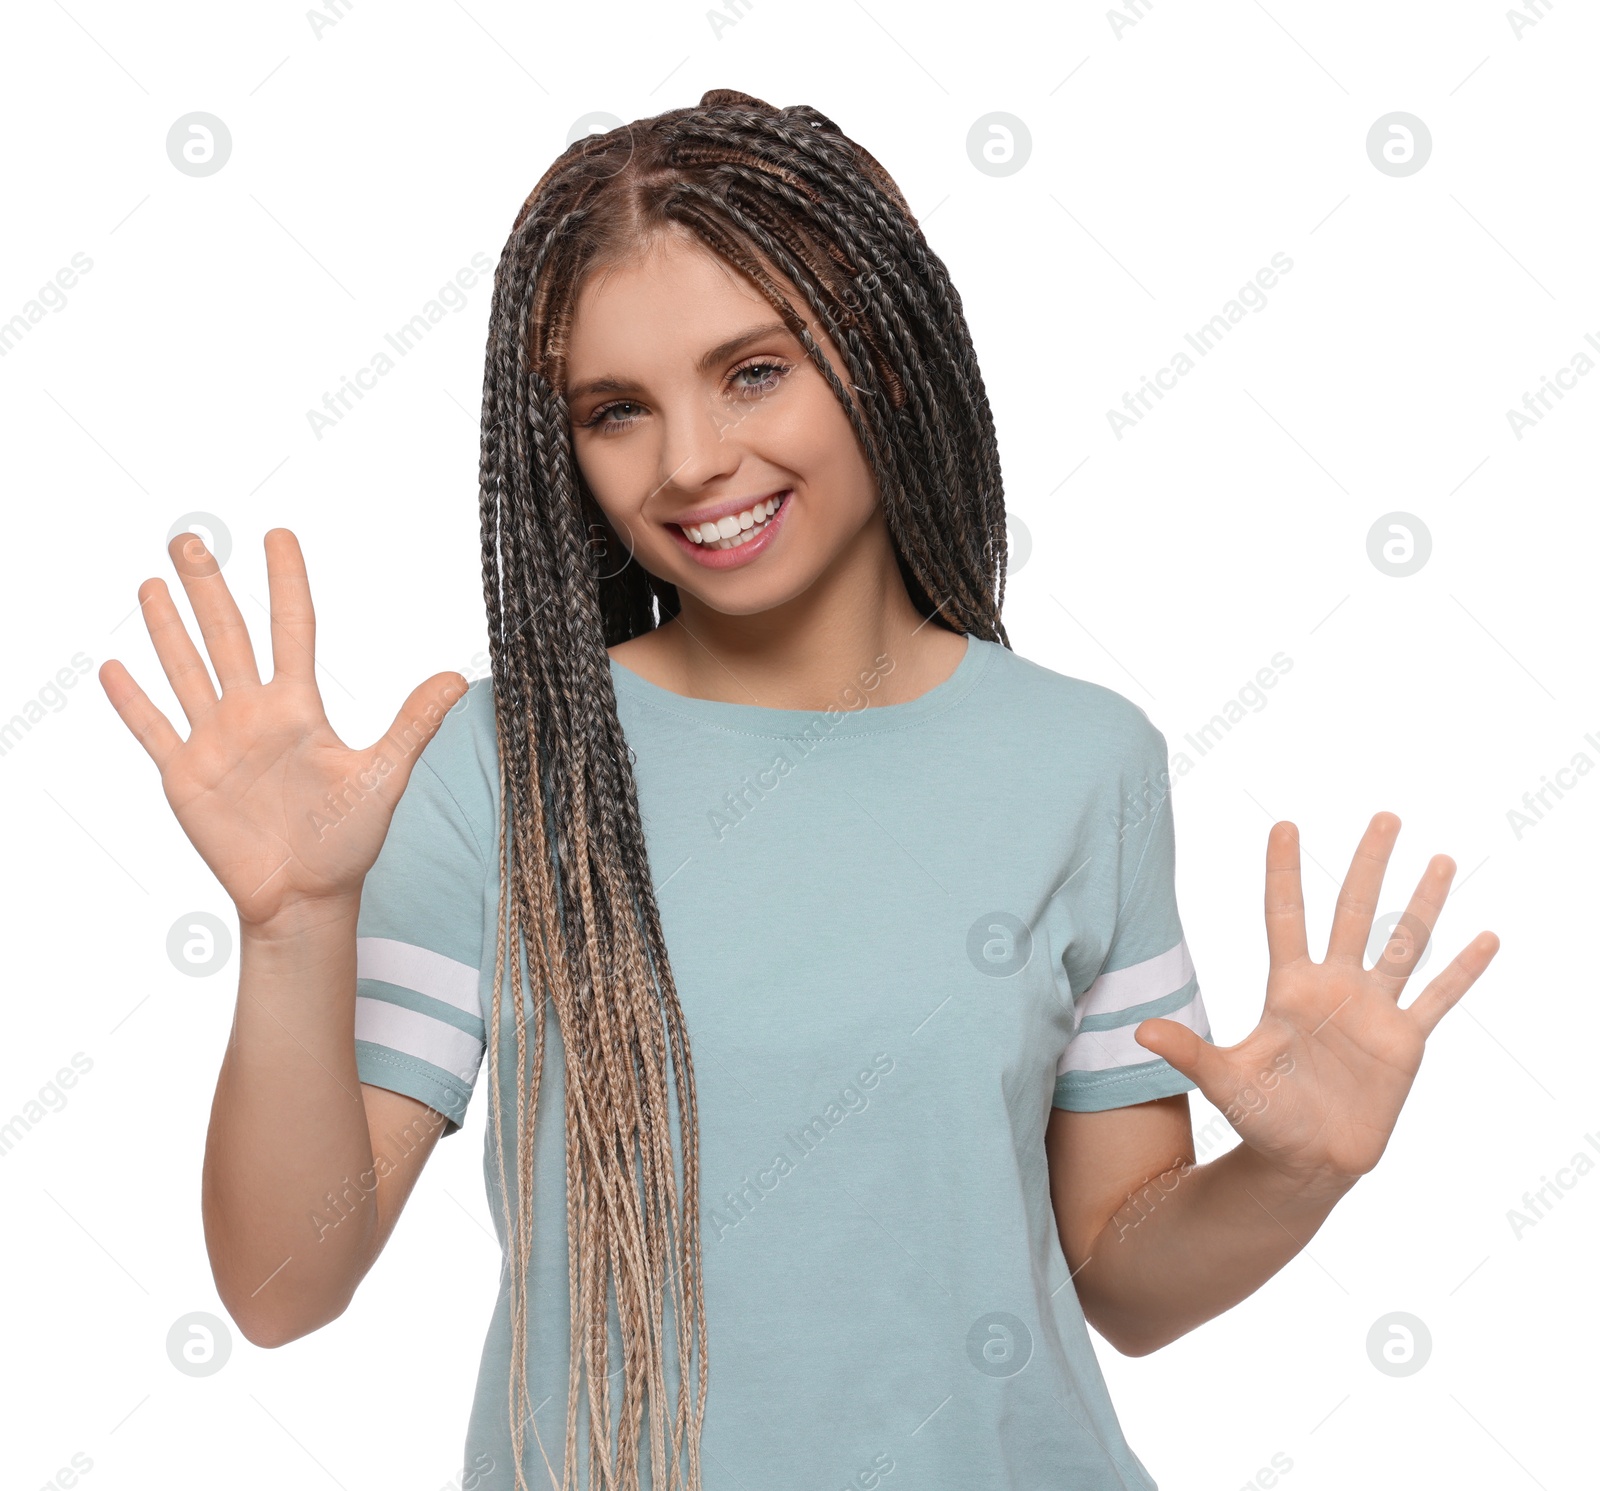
[2,2,1595,1488]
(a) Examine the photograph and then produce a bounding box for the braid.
[476,86,1010,1490]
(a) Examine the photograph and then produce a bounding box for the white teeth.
[683,495,783,547]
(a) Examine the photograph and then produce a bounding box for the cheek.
[768,384,873,498]
[572,429,614,484]
[572,436,646,521]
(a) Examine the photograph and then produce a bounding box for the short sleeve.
[1052,726,1213,1112]
[354,748,490,1137]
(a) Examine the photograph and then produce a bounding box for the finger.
[138,575,220,726]
[1405,931,1500,1038]
[98,658,183,771]
[168,532,261,693]
[264,528,318,687]
[1264,820,1309,970]
[1325,811,1401,965]
[365,671,473,808]
[1133,1017,1235,1097]
[1366,853,1455,1002]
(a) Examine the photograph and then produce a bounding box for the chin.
[671,565,820,616]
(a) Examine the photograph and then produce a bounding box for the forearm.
[1073,1140,1356,1355]
[201,894,380,1345]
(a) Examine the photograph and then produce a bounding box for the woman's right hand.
[100,527,469,931]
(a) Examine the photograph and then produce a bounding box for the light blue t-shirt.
[352,631,1212,1489]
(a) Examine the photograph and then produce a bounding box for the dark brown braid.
[476,87,1011,1490]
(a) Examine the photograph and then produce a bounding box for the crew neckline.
[607,631,993,739]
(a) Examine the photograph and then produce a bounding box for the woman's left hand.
[1133,811,1500,1199]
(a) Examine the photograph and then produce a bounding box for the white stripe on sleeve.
[354,996,485,1083]
[1057,988,1208,1074]
[356,935,480,1018]
[1072,938,1195,1025]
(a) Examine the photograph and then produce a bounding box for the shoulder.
[971,638,1167,769]
[422,672,498,765]
[404,673,500,845]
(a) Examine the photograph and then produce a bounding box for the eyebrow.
[565,320,795,403]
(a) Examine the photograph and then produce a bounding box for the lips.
[665,489,792,570]
[677,493,786,548]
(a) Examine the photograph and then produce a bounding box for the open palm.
[1134,813,1500,1196]
[100,528,467,929]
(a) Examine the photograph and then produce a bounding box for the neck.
[628,518,963,710]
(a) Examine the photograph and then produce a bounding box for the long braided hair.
[476,87,1011,1490]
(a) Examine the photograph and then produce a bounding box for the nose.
[654,388,746,498]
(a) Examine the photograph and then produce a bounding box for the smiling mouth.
[675,492,788,551]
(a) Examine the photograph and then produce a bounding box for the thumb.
[1134,1017,1230,1097]
[368,671,472,802]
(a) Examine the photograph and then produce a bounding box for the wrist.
[1233,1142,1362,1211]
[239,891,362,947]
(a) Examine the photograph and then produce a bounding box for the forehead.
[565,231,794,370]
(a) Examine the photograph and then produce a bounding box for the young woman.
[100,90,1498,1491]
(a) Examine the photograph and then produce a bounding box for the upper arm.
[1045,1093,1195,1274]
[351,714,493,1138]
[345,696,495,1278]
[1051,720,1209,1114]
[357,1083,452,1269]
[1044,718,1209,1297]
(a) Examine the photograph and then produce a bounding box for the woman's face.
[563,228,889,621]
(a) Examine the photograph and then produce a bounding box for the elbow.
[1105,1327,1168,1358]
[233,1310,318,1350]
[1082,1301,1175,1358]
[1111,1316,1199,1356]
[233,1315,296,1351]
[215,1276,354,1350]
[226,1296,348,1350]
[203,1223,371,1350]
